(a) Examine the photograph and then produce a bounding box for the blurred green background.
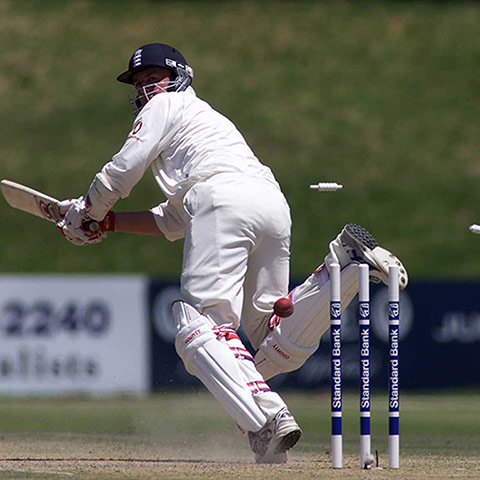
[1,0,479,279]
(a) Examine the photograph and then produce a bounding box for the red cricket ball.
[273,298,294,318]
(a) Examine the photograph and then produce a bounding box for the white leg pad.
[173,301,284,432]
[325,231,352,271]
[255,264,359,380]
[224,332,287,424]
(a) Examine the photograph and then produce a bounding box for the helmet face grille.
[169,65,193,91]
[127,77,191,116]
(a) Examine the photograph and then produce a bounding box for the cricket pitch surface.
[0,391,478,480]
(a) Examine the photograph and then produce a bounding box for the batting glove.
[57,197,105,246]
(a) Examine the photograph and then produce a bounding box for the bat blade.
[1,179,62,222]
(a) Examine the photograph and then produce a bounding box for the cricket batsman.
[57,43,408,463]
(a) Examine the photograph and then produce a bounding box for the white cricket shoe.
[248,408,302,464]
[327,223,408,290]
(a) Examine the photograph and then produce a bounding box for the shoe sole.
[344,223,378,250]
[342,224,408,290]
[274,429,302,454]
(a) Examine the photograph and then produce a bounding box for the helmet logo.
[133,49,143,67]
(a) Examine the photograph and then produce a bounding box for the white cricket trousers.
[181,172,291,347]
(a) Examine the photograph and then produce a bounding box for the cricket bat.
[1,179,100,232]
[1,179,65,222]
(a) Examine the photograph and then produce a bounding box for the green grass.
[1,1,480,279]
[0,390,479,479]
[0,390,479,454]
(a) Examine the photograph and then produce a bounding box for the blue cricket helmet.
[117,43,193,91]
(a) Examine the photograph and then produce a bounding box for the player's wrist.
[101,211,116,232]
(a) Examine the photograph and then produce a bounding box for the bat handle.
[83,220,101,233]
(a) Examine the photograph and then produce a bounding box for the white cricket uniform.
[90,87,291,348]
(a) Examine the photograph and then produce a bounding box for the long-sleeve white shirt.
[89,87,279,240]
